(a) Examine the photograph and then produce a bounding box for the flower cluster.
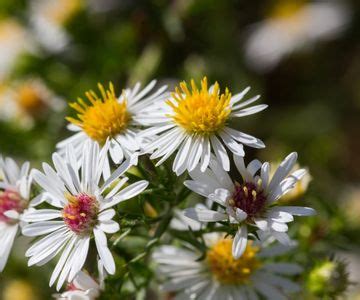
[0,77,317,299]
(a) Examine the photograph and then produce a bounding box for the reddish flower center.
[230,182,267,219]
[62,193,99,234]
[0,189,26,223]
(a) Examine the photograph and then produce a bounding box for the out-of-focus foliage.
[0,0,359,299]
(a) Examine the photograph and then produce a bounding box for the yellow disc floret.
[167,77,231,135]
[66,83,131,144]
[206,239,261,285]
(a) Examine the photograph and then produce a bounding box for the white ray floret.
[184,152,316,258]
[140,77,267,174]
[22,140,149,290]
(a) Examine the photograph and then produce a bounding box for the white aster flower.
[153,233,303,299]
[57,80,168,165]
[54,270,101,300]
[184,152,316,258]
[22,141,149,290]
[245,0,349,73]
[0,78,65,129]
[140,77,267,175]
[0,156,35,271]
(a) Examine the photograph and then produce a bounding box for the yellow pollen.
[243,186,248,197]
[65,193,78,205]
[228,199,235,206]
[167,77,231,135]
[66,82,131,144]
[252,190,257,200]
[206,239,261,285]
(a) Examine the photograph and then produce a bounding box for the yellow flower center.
[167,77,231,135]
[17,84,44,114]
[206,239,261,285]
[270,0,305,20]
[66,83,131,144]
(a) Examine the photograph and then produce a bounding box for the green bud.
[306,258,350,298]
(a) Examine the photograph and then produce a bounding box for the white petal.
[50,235,77,288]
[4,210,20,220]
[232,226,248,259]
[187,136,203,172]
[210,135,230,171]
[267,152,297,194]
[270,221,288,232]
[100,158,132,193]
[102,180,148,210]
[208,188,231,206]
[271,231,293,246]
[26,227,69,257]
[234,155,252,182]
[98,209,116,222]
[28,233,70,266]
[200,137,211,172]
[232,94,260,110]
[22,221,65,237]
[0,225,18,271]
[183,208,227,222]
[231,104,268,117]
[98,220,120,234]
[276,206,316,216]
[22,209,61,222]
[68,236,90,282]
[94,227,115,274]
[235,208,247,222]
[109,141,124,164]
[208,159,233,190]
[254,219,269,231]
[268,210,294,223]
[219,132,245,156]
[184,180,213,198]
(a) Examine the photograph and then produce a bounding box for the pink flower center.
[0,189,26,223]
[230,182,266,219]
[62,193,99,234]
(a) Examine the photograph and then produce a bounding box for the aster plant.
[0,77,350,300]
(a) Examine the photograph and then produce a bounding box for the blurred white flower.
[153,232,303,299]
[0,19,36,80]
[184,152,316,258]
[0,78,65,129]
[245,1,349,73]
[29,0,83,53]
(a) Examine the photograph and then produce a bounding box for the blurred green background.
[0,0,359,299]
